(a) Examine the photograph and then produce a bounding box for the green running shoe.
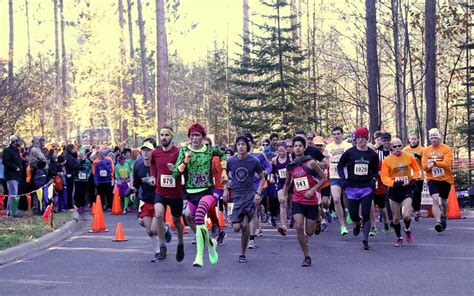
[369,226,378,237]
[340,225,349,236]
[384,223,391,235]
[346,213,353,225]
[207,237,219,265]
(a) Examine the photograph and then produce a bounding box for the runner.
[203,137,227,245]
[373,132,392,235]
[323,127,352,235]
[272,142,291,234]
[381,138,420,247]
[283,136,327,266]
[224,136,265,263]
[403,132,425,221]
[422,128,454,232]
[172,123,227,267]
[149,126,184,262]
[244,132,272,249]
[314,136,331,232]
[132,141,160,262]
[337,128,379,250]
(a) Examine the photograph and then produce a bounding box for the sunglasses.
[262,143,269,147]
[392,145,402,148]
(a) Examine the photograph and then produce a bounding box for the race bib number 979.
[354,164,368,176]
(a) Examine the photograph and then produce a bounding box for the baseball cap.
[140,142,154,151]
[10,135,21,142]
[306,132,316,139]
[314,136,325,145]
[380,132,392,140]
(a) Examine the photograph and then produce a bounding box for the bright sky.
[0,0,361,68]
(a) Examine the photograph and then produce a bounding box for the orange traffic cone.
[165,206,176,230]
[113,222,128,242]
[89,196,108,232]
[218,210,227,228]
[447,186,462,219]
[111,186,122,215]
[205,217,212,230]
[26,194,32,212]
[91,195,100,216]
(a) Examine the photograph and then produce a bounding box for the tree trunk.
[290,0,298,48]
[53,0,62,140]
[118,0,128,143]
[242,0,250,64]
[424,0,437,137]
[126,0,137,147]
[8,0,14,90]
[276,1,287,128]
[156,0,169,130]
[365,0,380,140]
[25,0,32,70]
[137,0,149,105]
[392,0,404,141]
[60,0,68,138]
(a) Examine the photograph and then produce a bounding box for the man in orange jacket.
[381,138,420,247]
[422,128,454,232]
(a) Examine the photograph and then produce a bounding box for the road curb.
[0,211,85,266]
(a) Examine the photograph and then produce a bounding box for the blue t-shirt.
[228,155,263,194]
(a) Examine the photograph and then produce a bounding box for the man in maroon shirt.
[149,127,185,262]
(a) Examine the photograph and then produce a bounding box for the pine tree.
[229,0,307,138]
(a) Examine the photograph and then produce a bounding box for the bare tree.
[156,0,169,129]
[8,0,14,90]
[60,0,68,139]
[118,0,128,142]
[136,0,149,104]
[25,0,32,69]
[424,0,437,135]
[365,0,380,139]
[242,0,250,63]
[126,0,138,146]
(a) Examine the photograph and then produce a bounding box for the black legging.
[74,181,88,208]
[97,183,113,209]
[412,180,423,212]
[348,194,373,241]
[66,176,75,209]
[268,197,279,218]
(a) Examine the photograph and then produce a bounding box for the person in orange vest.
[422,128,454,232]
[403,132,425,221]
[381,138,420,247]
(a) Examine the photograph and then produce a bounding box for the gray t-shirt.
[228,154,263,194]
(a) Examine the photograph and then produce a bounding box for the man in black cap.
[306,132,316,147]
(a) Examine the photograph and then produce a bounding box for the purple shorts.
[118,182,129,197]
[345,187,373,200]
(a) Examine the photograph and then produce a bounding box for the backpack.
[96,160,111,180]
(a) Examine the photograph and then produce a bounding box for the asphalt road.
[0,212,473,296]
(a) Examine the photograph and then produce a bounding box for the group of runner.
[130,123,454,267]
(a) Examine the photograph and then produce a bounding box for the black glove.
[414,153,422,160]
[393,180,405,187]
[369,179,377,189]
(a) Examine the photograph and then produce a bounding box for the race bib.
[294,177,309,192]
[394,176,409,186]
[227,202,234,215]
[99,170,108,177]
[78,172,87,180]
[278,168,287,179]
[160,174,176,188]
[330,165,338,176]
[432,167,445,178]
[354,164,368,176]
[191,172,209,187]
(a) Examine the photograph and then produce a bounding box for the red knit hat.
[188,123,206,137]
[354,127,369,139]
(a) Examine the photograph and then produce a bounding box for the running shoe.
[325,210,333,223]
[369,226,379,237]
[346,212,353,225]
[441,217,447,230]
[434,223,443,232]
[271,216,277,227]
[414,211,421,222]
[384,223,391,235]
[157,246,167,260]
[340,225,349,236]
[248,239,256,249]
[176,244,185,262]
[314,221,321,235]
[239,255,247,263]
[151,252,160,263]
[395,237,403,247]
[302,256,312,267]
[321,221,328,232]
[211,224,219,238]
[208,238,218,265]
[165,224,172,243]
[362,240,371,250]
[353,222,361,236]
[405,230,414,244]
[256,227,263,237]
[278,225,287,236]
[217,230,227,245]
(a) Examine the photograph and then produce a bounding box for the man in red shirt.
[149,127,185,262]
